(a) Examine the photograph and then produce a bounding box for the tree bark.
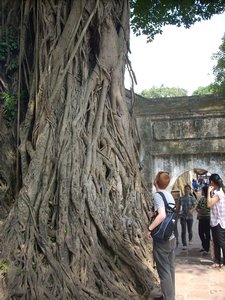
[1,1,157,299]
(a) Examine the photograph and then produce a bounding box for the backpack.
[151,192,177,241]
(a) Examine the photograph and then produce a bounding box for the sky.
[125,12,225,95]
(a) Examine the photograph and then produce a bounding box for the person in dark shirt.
[196,186,211,255]
[179,184,196,250]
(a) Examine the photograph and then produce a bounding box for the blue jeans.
[180,217,193,246]
[153,238,176,300]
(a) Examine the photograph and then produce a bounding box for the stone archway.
[126,90,225,190]
[152,155,225,191]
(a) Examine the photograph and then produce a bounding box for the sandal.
[211,263,220,268]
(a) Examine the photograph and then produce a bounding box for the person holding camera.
[207,173,225,268]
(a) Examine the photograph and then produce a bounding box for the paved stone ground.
[175,212,225,300]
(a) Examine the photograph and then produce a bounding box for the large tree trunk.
[1,1,157,299]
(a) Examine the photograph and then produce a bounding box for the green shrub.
[0,260,8,274]
[1,92,17,124]
[0,27,18,73]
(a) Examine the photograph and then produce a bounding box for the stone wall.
[126,91,225,191]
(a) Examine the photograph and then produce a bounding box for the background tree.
[130,0,225,41]
[140,85,187,98]
[192,33,225,95]
[211,33,225,94]
[0,1,224,299]
[192,85,215,95]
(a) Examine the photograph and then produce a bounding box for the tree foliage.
[192,85,215,95]
[1,92,17,124]
[130,0,225,41]
[192,33,225,95]
[212,33,225,94]
[0,27,18,74]
[140,85,187,98]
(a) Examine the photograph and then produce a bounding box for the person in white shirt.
[207,173,225,268]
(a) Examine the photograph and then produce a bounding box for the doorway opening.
[171,168,211,209]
